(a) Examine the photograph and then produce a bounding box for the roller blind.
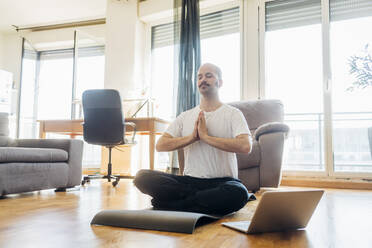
[265,0,321,31]
[39,46,105,60]
[152,7,239,49]
[265,0,372,31]
[330,0,372,22]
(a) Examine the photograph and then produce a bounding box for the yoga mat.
[91,209,224,234]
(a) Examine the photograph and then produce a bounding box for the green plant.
[347,44,372,91]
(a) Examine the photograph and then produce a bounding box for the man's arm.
[197,111,252,154]
[200,134,251,154]
[156,133,195,152]
[156,118,199,152]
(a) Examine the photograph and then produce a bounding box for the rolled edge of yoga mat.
[90,209,223,234]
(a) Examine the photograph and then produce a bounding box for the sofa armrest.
[254,122,289,141]
[14,139,84,187]
[258,132,285,188]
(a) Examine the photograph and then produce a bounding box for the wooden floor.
[1,180,372,248]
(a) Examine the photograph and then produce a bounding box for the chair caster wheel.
[112,178,120,187]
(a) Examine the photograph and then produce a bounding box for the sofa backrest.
[229,99,284,134]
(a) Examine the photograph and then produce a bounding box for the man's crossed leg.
[134,169,254,216]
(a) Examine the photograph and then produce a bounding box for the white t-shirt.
[165,104,251,179]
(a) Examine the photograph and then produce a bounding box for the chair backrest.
[82,89,125,146]
[229,99,284,135]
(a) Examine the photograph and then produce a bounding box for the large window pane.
[151,46,175,120]
[265,0,324,171]
[75,55,105,100]
[330,13,372,172]
[201,33,240,103]
[37,57,73,120]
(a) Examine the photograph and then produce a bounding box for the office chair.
[81,89,136,187]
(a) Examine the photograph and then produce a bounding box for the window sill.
[281,176,372,190]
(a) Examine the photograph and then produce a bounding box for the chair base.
[81,174,134,187]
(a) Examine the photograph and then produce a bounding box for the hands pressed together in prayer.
[191,111,208,142]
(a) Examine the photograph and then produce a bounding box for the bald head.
[197,63,223,97]
[198,63,222,80]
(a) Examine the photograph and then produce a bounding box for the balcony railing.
[283,112,372,172]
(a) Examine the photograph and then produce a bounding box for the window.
[262,0,372,176]
[38,50,73,120]
[19,40,105,168]
[265,0,324,171]
[151,7,241,120]
[329,0,372,172]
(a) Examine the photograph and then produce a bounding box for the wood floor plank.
[0,180,372,248]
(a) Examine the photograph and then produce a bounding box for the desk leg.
[149,132,155,170]
[39,122,46,139]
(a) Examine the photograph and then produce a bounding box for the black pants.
[133,169,255,216]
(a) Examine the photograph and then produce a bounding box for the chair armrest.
[14,139,83,187]
[258,132,285,188]
[254,122,289,141]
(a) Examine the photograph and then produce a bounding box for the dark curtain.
[174,0,201,115]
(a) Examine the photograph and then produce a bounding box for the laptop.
[222,190,324,234]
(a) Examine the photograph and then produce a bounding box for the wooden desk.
[37,118,169,170]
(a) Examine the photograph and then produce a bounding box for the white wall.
[242,0,260,100]
[104,0,147,99]
[1,33,22,90]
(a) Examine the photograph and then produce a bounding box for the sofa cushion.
[237,141,260,170]
[0,147,68,163]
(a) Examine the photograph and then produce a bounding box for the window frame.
[259,0,372,180]
[17,39,105,138]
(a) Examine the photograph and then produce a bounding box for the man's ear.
[218,79,223,88]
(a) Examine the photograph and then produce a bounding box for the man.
[133,63,254,215]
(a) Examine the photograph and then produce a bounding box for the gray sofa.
[0,138,83,197]
[229,100,289,191]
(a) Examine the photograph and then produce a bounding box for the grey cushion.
[0,147,68,162]
[254,122,289,141]
[0,162,69,195]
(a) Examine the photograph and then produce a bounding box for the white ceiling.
[0,0,107,34]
